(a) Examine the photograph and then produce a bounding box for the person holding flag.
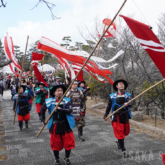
[103,79,132,158]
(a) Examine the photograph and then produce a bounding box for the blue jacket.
[45,97,75,129]
[13,93,31,113]
[104,92,132,119]
[25,86,34,98]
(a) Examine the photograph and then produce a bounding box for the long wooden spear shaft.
[36,0,127,138]
[105,78,165,120]
[64,63,72,84]
[88,19,108,86]
[42,54,44,74]
[13,36,29,125]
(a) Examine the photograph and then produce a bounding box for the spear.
[36,0,128,138]
[63,63,72,84]
[13,36,29,125]
[105,78,165,121]
[42,54,44,74]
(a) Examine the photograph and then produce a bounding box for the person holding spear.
[40,84,75,165]
[13,84,31,131]
[103,79,132,158]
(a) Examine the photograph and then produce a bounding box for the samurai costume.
[13,84,31,131]
[78,81,90,116]
[66,81,85,141]
[35,82,48,119]
[40,84,75,165]
[104,79,132,158]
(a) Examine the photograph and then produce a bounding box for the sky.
[0,0,165,51]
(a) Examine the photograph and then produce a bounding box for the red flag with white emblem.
[121,15,165,78]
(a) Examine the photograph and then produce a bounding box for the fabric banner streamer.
[121,15,165,78]
[38,37,123,63]
[32,52,48,87]
[9,63,20,77]
[72,63,108,83]
[4,36,22,71]
[96,63,118,70]
[72,63,84,81]
[98,18,117,38]
[37,37,114,84]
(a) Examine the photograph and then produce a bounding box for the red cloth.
[18,113,30,121]
[36,104,42,113]
[29,99,33,104]
[81,110,86,116]
[111,114,130,139]
[32,63,48,87]
[121,15,165,78]
[162,153,165,165]
[50,124,75,151]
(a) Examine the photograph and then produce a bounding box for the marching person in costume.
[66,80,85,141]
[49,76,62,97]
[13,84,31,131]
[51,76,62,86]
[40,84,75,165]
[78,81,90,117]
[25,84,34,109]
[104,79,132,158]
[35,82,48,119]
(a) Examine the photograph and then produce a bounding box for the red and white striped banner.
[37,36,114,85]
[4,36,22,71]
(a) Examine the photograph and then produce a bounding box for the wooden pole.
[105,78,165,121]
[42,55,44,74]
[64,63,72,84]
[36,0,127,138]
[13,36,29,125]
[88,19,108,86]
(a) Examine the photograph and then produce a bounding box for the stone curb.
[87,107,165,136]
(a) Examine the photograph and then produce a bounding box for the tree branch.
[0,59,12,68]
[0,0,7,7]
[31,0,60,20]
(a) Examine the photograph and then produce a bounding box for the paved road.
[0,91,165,165]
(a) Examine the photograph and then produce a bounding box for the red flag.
[32,52,48,87]
[32,52,44,62]
[120,15,165,78]
[98,18,117,38]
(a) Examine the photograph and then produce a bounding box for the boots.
[78,127,85,141]
[118,139,127,158]
[25,121,28,128]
